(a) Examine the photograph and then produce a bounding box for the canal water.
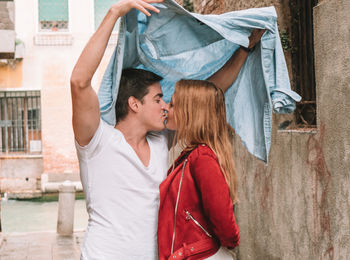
[1,199,88,233]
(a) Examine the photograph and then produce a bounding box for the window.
[94,0,119,31]
[0,91,42,154]
[290,0,318,127]
[38,0,69,32]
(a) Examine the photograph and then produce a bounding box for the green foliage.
[183,0,194,12]
[280,30,291,51]
[15,38,24,46]
[15,192,85,202]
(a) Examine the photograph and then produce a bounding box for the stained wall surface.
[190,0,350,259]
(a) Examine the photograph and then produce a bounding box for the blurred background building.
[0,0,118,198]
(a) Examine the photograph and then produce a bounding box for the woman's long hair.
[172,79,238,204]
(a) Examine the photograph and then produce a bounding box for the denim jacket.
[98,0,301,162]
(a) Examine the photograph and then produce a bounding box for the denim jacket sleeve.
[97,0,301,163]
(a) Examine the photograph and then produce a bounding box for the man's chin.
[150,124,166,132]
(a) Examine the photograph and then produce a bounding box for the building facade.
[0,0,118,196]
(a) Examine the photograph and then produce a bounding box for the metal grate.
[0,91,42,154]
[34,34,73,46]
[38,0,69,32]
[40,21,68,31]
[290,0,318,127]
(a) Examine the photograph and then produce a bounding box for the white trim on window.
[34,0,73,45]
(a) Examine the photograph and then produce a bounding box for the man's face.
[138,82,167,132]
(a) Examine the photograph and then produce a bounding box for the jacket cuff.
[271,89,302,114]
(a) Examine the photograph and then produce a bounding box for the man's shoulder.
[102,120,124,138]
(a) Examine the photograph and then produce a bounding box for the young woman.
[158,80,239,260]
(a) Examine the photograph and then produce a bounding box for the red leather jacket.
[158,145,240,260]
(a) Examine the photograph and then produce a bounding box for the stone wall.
[190,0,350,259]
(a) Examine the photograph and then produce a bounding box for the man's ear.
[128,96,140,113]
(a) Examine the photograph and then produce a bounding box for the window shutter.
[39,0,69,22]
[94,0,118,31]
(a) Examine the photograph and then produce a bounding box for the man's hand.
[248,29,266,49]
[111,0,164,17]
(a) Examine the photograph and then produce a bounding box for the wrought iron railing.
[0,91,42,154]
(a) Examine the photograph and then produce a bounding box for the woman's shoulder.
[189,144,218,162]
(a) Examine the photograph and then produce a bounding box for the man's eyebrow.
[153,93,163,98]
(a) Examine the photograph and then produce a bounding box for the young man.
[71,1,169,259]
[71,0,264,258]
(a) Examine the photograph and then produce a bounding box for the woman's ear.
[128,96,140,113]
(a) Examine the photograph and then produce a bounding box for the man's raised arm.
[70,0,163,146]
[208,29,265,93]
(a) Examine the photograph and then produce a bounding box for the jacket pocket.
[261,38,275,50]
[185,210,212,238]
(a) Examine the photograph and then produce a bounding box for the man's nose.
[160,99,168,110]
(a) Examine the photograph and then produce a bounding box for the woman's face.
[165,98,177,131]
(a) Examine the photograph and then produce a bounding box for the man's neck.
[115,117,148,147]
[115,116,152,167]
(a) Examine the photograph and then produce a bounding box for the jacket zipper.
[171,159,188,255]
[185,210,212,238]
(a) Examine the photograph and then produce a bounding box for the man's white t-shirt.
[75,120,169,260]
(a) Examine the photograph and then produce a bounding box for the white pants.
[206,247,233,260]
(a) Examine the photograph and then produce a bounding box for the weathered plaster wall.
[0,1,15,58]
[0,1,14,30]
[195,0,350,258]
[0,157,43,192]
[312,0,350,258]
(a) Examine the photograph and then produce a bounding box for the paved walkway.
[0,231,85,260]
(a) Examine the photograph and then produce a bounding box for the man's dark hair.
[115,68,163,123]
